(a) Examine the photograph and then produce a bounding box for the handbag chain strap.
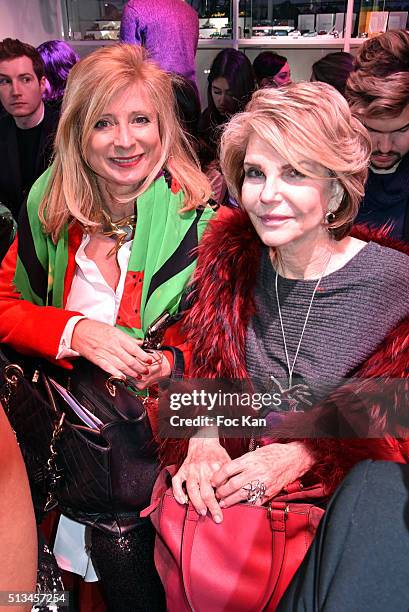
[44,412,65,512]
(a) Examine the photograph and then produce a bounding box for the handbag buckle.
[1,363,24,409]
[4,363,24,386]
[106,376,125,397]
[267,502,290,519]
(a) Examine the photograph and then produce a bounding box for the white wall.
[0,0,63,46]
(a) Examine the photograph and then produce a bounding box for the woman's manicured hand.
[134,350,171,389]
[211,442,314,508]
[172,436,231,523]
[71,319,156,379]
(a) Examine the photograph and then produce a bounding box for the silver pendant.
[270,375,313,412]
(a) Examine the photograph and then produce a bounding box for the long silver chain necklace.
[274,251,332,392]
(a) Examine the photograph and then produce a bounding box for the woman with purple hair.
[37,40,79,105]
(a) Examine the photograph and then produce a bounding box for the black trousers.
[90,519,165,612]
[278,460,409,612]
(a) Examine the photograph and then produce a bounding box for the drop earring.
[324,182,344,226]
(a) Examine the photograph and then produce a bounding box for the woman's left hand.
[132,349,171,389]
[211,442,315,508]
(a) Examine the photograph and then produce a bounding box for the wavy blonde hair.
[40,44,211,241]
[220,82,371,240]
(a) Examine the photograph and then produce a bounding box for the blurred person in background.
[346,30,409,241]
[172,75,201,151]
[253,51,292,89]
[0,38,59,220]
[311,51,354,96]
[120,0,199,93]
[37,40,79,109]
[199,48,256,204]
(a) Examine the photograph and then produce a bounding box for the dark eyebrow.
[365,121,409,134]
[0,73,33,79]
[211,84,232,93]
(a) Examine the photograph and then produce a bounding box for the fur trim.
[184,207,260,379]
[352,223,409,256]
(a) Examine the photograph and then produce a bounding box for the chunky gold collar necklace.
[101,209,137,257]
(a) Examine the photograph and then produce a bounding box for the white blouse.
[53,233,132,581]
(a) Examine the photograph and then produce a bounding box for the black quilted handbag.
[0,347,159,535]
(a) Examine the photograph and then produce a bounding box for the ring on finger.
[145,350,163,366]
[242,480,266,504]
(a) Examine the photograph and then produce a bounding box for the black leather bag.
[0,347,159,535]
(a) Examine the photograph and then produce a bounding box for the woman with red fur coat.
[165,82,409,604]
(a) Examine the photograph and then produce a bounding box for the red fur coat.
[164,207,409,496]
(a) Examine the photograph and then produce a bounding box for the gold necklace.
[101,209,137,257]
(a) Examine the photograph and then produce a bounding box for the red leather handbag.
[142,466,325,612]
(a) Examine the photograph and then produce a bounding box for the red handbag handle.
[180,504,201,611]
[180,503,288,612]
[265,503,288,609]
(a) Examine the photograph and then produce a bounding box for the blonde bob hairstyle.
[40,44,212,241]
[220,81,371,240]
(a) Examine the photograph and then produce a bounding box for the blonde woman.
[0,44,213,610]
[167,82,409,607]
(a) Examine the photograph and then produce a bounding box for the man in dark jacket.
[0,38,59,221]
[346,30,409,241]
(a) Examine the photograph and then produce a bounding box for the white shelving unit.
[62,0,402,103]
[84,20,120,41]
[62,0,393,50]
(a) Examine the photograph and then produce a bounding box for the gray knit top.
[246,242,409,409]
